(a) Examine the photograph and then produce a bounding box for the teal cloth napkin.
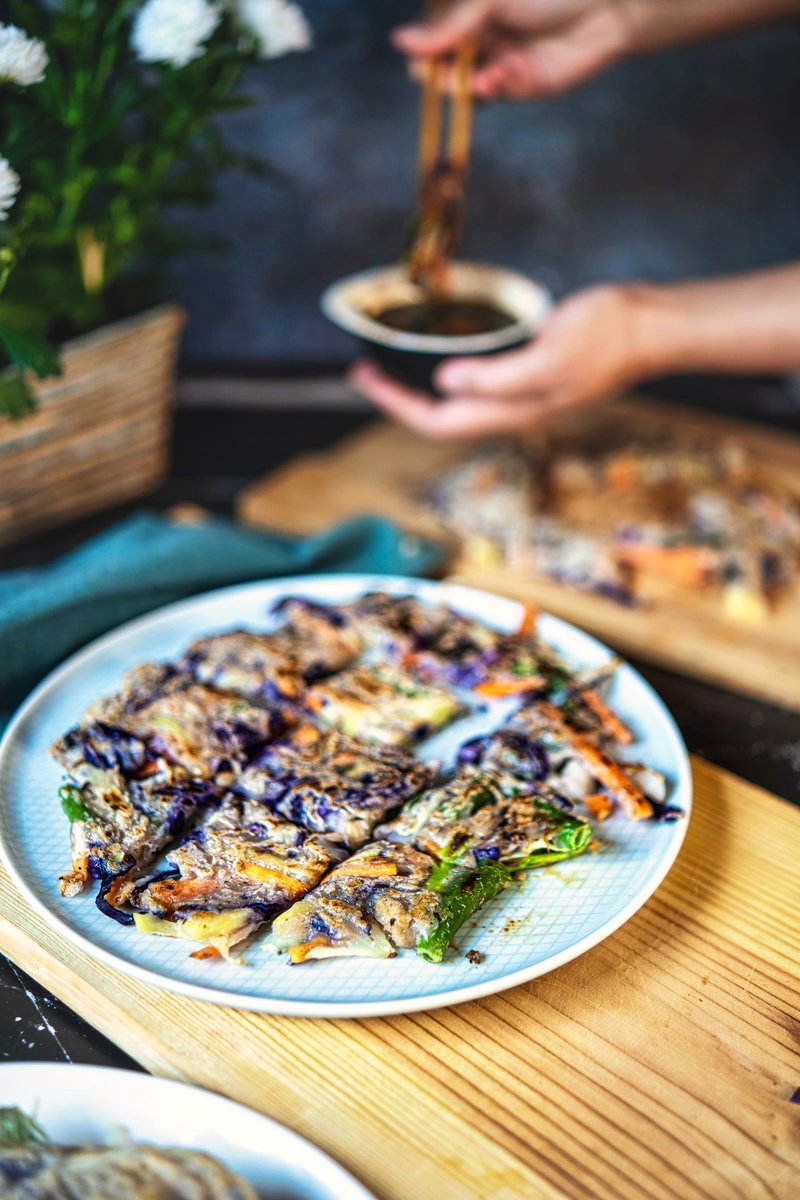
[0,510,445,732]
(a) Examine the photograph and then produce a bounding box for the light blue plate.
[0,575,691,1017]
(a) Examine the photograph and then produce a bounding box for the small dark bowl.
[321,262,552,394]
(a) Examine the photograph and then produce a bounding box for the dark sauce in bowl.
[375,299,515,337]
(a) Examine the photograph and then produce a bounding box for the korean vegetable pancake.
[48,588,680,963]
[375,766,592,868]
[265,841,449,962]
[57,776,221,905]
[267,768,592,965]
[427,436,800,620]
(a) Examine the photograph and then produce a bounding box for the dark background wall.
[173,2,800,373]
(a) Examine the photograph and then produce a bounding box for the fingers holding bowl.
[348,359,569,440]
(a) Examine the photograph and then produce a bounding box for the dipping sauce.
[374,299,515,337]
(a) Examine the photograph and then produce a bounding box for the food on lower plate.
[234,723,436,848]
[184,595,363,703]
[426,435,800,619]
[303,661,465,747]
[0,1107,257,1199]
[50,589,682,964]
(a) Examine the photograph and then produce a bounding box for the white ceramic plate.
[0,1062,374,1199]
[0,575,691,1018]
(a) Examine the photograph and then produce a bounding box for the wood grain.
[1,759,798,1200]
[236,402,800,711]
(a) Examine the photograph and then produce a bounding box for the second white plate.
[0,1062,374,1199]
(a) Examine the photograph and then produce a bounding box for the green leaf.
[59,784,92,824]
[0,326,62,379]
[0,1107,48,1149]
[0,371,36,420]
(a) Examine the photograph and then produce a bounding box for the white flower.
[132,0,221,69]
[0,156,20,222]
[232,0,311,59]
[0,24,48,86]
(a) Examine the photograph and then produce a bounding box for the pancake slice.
[184,596,362,703]
[130,795,345,958]
[304,661,465,747]
[233,723,437,849]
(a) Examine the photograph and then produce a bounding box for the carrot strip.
[476,677,545,698]
[103,876,129,909]
[572,740,651,820]
[330,861,399,879]
[517,604,538,638]
[578,688,634,744]
[235,859,308,896]
[289,936,333,964]
[190,945,221,961]
[615,542,718,587]
[148,877,218,912]
[584,792,613,822]
[536,702,652,820]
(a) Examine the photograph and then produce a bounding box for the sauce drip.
[375,299,514,337]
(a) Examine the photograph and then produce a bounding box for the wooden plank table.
[237,399,800,711]
[1,758,797,1199]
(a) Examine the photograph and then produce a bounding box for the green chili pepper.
[549,815,593,855]
[418,862,511,963]
[59,784,91,823]
[508,847,585,871]
[511,658,540,677]
[528,802,593,855]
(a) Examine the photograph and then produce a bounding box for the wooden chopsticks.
[410,39,476,290]
[417,58,443,181]
[416,41,476,188]
[449,40,476,167]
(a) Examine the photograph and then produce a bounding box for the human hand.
[348,285,648,439]
[393,0,635,99]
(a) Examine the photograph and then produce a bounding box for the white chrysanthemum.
[132,0,221,69]
[0,23,48,86]
[0,156,20,222]
[233,0,311,59]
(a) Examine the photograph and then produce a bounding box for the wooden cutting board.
[1,758,798,1200]
[237,398,800,711]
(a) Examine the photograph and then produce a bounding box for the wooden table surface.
[1,757,798,1200]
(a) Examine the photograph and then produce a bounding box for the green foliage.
[0,1107,48,1148]
[0,0,276,417]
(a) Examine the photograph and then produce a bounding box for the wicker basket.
[0,304,185,549]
